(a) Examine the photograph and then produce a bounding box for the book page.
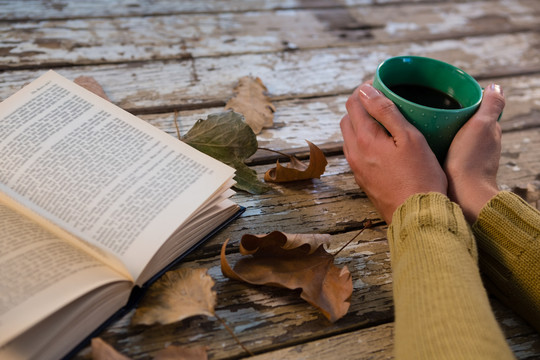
[0,202,128,347]
[0,281,131,360]
[0,71,236,281]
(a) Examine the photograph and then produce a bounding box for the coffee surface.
[389,84,462,109]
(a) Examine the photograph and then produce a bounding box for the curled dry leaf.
[74,76,110,101]
[221,231,352,322]
[225,76,275,134]
[154,345,208,360]
[131,268,216,326]
[264,141,328,183]
[91,338,131,360]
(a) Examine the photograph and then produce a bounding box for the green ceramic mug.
[372,55,483,163]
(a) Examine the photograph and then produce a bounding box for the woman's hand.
[444,84,505,223]
[340,82,447,224]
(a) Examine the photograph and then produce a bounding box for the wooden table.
[2,0,540,358]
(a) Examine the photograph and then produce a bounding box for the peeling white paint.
[385,22,419,35]
[358,251,375,256]
[353,278,368,289]
[234,320,265,333]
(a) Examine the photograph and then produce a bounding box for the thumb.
[475,84,505,122]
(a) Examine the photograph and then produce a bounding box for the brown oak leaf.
[74,76,110,101]
[225,76,275,134]
[131,268,216,326]
[221,231,352,322]
[91,338,131,360]
[264,140,328,183]
[154,345,208,360]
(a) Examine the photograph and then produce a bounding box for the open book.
[0,71,242,359]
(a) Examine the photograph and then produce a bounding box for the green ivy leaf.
[182,111,271,194]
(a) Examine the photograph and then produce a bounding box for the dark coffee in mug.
[388,83,462,110]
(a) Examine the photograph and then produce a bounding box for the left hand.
[340,82,448,223]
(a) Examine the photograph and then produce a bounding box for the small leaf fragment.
[225,76,275,134]
[154,345,208,360]
[91,338,131,360]
[221,232,352,322]
[74,76,110,101]
[131,268,216,326]
[264,141,328,183]
[230,158,272,194]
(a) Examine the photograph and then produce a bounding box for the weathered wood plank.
[0,0,501,21]
[138,72,540,150]
[246,296,540,360]
[2,0,539,68]
[2,31,540,112]
[248,323,395,360]
[0,0,331,21]
[499,128,540,189]
[492,297,540,359]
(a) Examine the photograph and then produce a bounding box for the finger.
[345,85,376,134]
[474,83,505,123]
[357,83,417,138]
[346,84,391,140]
[340,114,355,158]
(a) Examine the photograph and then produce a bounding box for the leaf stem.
[173,110,181,140]
[215,313,254,356]
[257,147,292,159]
[333,219,372,257]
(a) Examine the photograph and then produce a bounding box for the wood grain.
[2,31,540,115]
[0,0,516,21]
[2,1,539,69]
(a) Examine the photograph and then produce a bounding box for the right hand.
[444,84,505,223]
[341,82,447,224]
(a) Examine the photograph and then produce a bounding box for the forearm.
[473,191,540,332]
[388,193,514,360]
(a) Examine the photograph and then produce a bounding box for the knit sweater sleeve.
[388,193,514,360]
[472,191,540,333]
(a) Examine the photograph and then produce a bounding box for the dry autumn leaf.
[131,268,216,326]
[154,345,208,360]
[92,338,131,360]
[74,76,110,101]
[264,140,328,183]
[221,231,352,322]
[225,76,275,134]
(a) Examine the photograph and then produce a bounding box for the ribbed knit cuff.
[390,192,477,262]
[473,191,540,332]
[474,191,540,255]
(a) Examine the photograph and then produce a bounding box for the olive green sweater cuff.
[390,192,477,263]
[473,191,540,332]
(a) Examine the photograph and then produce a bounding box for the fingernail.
[358,84,381,100]
[490,83,503,95]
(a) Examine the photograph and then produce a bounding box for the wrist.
[454,184,499,223]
